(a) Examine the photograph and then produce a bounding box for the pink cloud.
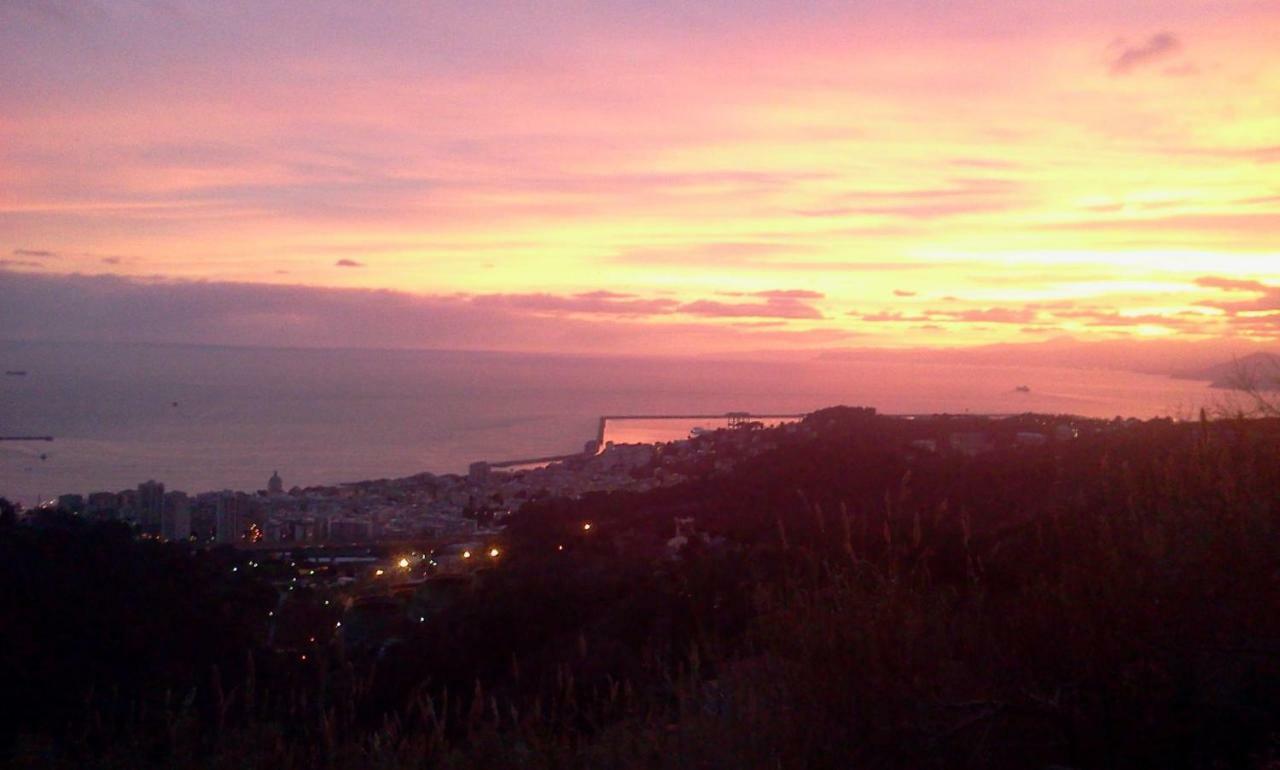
[725,289,825,300]
[793,179,1025,220]
[471,292,680,316]
[1195,276,1270,292]
[1108,33,1182,76]
[615,241,817,265]
[679,297,824,320]
[0,269,849,353]
[941,307,1040,324]
[859,311,932,323]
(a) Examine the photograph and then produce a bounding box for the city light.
[10,2,1280,760]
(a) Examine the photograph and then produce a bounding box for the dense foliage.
[4,409,1280,769]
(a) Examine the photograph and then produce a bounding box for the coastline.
[1,344,1216,503]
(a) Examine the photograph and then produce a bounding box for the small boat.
[5,370,28,376]
[1015,385,1031,393]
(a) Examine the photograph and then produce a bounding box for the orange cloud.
[2,1,1278,353]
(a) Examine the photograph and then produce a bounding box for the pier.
[593,412,809,445]
[488,452,584,470]
[486,410,1026,470]
[489,411,810,469]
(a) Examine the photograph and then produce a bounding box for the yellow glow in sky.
[0,2,1277,353]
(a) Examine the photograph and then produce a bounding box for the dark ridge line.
[489,411,1027,469]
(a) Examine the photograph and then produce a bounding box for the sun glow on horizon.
[1,1,1277,353]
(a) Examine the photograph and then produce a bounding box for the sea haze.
[1,340,1214,504]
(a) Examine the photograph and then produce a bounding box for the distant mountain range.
[814,337,1280,379]
[1172,352,1280,390]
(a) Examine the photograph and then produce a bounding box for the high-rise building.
[57,494,85,515]
[284,518,318,543]
[86,491,119,520]
[117,488,138,520]
[328,518,372,543]
[137,480,165,530]
[215,490,248,544]
[161,490,191,542]
[268,470,284,496]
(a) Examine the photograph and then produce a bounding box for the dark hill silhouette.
[5,410,1280,769]
[1172,351,1280,389]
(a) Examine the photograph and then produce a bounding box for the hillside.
[5,408,1280,769]
[1172,351,1280,389]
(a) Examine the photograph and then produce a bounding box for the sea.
[0,340,1218,506]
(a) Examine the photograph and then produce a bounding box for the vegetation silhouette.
[4,407,1280,768]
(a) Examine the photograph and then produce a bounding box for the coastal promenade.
[594,412,809,443]
[487,410,1021,469]
[490,411,808,469]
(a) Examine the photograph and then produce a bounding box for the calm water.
[0,341,1214,504]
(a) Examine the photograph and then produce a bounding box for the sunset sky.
[2,0,1278,355]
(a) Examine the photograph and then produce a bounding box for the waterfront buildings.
[29,413,1091,551]
[160,491,190,542]
[215,490,251,544]
[86,491,119,519]
[137,480,165,530]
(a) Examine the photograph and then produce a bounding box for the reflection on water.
[604,417,799,446]
[0,340,1215,503]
